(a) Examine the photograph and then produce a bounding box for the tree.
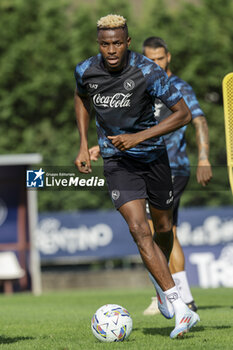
[0,0,232,211]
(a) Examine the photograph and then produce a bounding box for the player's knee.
[155,221,172,234]
[129,222,151,247]
[129,221,148,237]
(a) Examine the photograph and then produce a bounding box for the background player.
[74,15,199,338]
[142,37,212,315]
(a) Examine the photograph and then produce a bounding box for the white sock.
[164,286,188,325]
[172,271,193,304]
[164,285,181,305]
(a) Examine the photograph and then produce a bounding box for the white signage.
[190,244,233,288]
[178,216,233,246]
[36,218,113,254]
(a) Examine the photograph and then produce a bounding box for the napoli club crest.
[112,190,120,200]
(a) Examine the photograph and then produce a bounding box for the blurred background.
[0,0,232,294]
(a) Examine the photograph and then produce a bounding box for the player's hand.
[75,149,92,173]
[196,159,212,186]
[108,134,141,151]
[89,145,101,161]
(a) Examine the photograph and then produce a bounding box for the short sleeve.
[179,83,205,119]
[74,65,88,96]
[147,67,182,108]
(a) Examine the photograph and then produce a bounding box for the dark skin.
[75,28,191,291]
[97,28,131,72]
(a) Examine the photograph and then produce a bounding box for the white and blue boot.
[149,273,175,319]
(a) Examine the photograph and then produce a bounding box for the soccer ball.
[91,304,133,342]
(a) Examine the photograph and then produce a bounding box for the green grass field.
[0,287,232,349]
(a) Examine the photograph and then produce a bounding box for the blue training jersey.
[74,51,182,163]
[154,74,205,175]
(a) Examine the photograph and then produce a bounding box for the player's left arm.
[109,69,191,150]
[192,116,212,186]
[108,98,191,150]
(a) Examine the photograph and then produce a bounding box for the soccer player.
[89,35,212,315]
[142,37,212,315]
[74,15,200,338]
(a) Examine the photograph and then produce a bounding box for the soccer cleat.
[156,288,175,319]
[157,291,174,319]
[170,309,200,339]
[149,274,175,319]
[143,297,160,316]
[186,300,198,312]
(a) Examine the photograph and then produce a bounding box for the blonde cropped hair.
[97,14,127,29]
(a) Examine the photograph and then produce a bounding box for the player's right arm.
[74,88,92,173]
[192,116,212,186]
[180,82,212,186]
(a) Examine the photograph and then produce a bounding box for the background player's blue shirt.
[74,51,182,163]
[154,74,205,175]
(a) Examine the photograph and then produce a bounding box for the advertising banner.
[36,207,233,287]
[36,211,137,261]
[178,207,233,288]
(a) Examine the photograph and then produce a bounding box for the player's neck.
[166,69,172,77]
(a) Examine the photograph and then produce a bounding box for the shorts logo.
[146,201,150,215]
[123,79,135,91]
[112,190,120,201]
[26,168,45,188]
[166,191,173,204]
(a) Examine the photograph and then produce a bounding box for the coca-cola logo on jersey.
[93,93,132,108]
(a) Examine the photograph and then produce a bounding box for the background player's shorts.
[146,175,189,225]
[103,151,173,210]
